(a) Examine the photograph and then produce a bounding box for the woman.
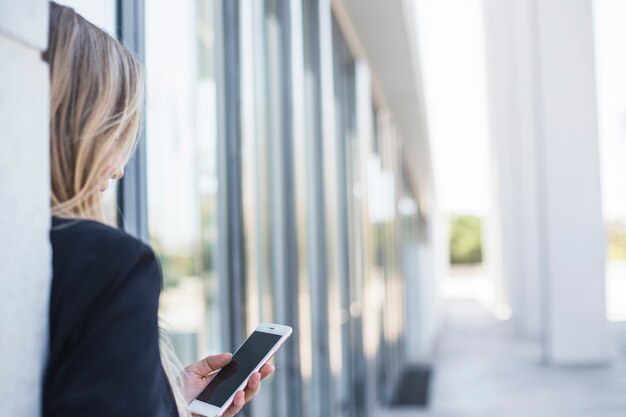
[43,3,273,417]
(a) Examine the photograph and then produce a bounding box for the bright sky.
[415,0,626,221]
[415,0,491,216]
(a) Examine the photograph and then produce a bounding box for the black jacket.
[44,217,178,417]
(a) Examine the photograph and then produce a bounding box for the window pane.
[329,15,358,416]
[145,0,221,365]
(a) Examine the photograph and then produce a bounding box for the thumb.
[186,352,232,376]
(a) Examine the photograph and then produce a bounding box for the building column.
[484,0,610,364]
[484,0,544,338]
[0,0,51,416]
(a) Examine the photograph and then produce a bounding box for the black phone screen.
[196,331,282,407]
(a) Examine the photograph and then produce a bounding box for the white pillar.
[535,0,609,365]
[484,0,543,337]
[0,0,51,416]
[484,0,610,364]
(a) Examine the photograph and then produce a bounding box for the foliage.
[449,214,483,265]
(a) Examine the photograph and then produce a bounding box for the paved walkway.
[378,300,626,417]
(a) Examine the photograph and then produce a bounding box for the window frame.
[116,0,149,242]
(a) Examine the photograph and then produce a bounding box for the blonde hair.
[48,1,142,222]
[47,3,190,416]
[160,327,193,417]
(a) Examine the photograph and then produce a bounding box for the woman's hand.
[181,353,275,417]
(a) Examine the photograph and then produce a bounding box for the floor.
[377,299,626,417]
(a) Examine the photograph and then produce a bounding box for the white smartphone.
[187,323,292,417]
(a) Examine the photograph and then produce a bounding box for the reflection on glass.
[239,1,278,415]
[330,15,360,416]
[291,3,314,417]
[367,107,405,403]
[146,0,220,365]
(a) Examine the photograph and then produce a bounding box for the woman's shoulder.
[49,216,163,347]
[50,216,161,299]
[46,218,169,417]
[50,217,154,261]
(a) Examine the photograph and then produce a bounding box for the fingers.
[244,372,262,402]
[184,353,232,376]
[221,365,275,416]
[243,364,273,402]
[222,391,246,417]
[259,363,275,380]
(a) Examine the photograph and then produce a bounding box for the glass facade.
[145,0,221,364]
[239,0,287,414]
[327,15,359,417]
[112,1,424,416]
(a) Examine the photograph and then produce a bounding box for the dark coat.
[44,216,178,417]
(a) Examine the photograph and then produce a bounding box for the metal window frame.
[114,2,321,415]
[330,13,360,416]
[117,0,246,356]
[117,0,245,375]
[216,0,247,351]
[354,61,377,416]
[318,0,347,414]
[116,0,148,242]
[248,1,304,415]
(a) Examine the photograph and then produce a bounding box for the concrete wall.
[484,0,610,365]
[0,0,51,416]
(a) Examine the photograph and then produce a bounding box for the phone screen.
[196,331,282,407]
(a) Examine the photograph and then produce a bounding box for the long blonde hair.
[47,3,189,416]
[48,1,142,222]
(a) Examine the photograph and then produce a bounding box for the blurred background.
[1,0,626,416]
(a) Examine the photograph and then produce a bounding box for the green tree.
[449,215,483,264]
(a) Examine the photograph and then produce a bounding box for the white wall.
[0,0,51,416]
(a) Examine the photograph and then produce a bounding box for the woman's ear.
[111,167,125,181]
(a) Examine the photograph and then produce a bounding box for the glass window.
[145,0,221,365]
[240,0,274,337]
[240,1,311,416]
[239,0,278,414]
[291,2,316,417]
[330,14,360,417]
[300,1,335,416]
[368,109,405,404]
[239,1,289,415]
